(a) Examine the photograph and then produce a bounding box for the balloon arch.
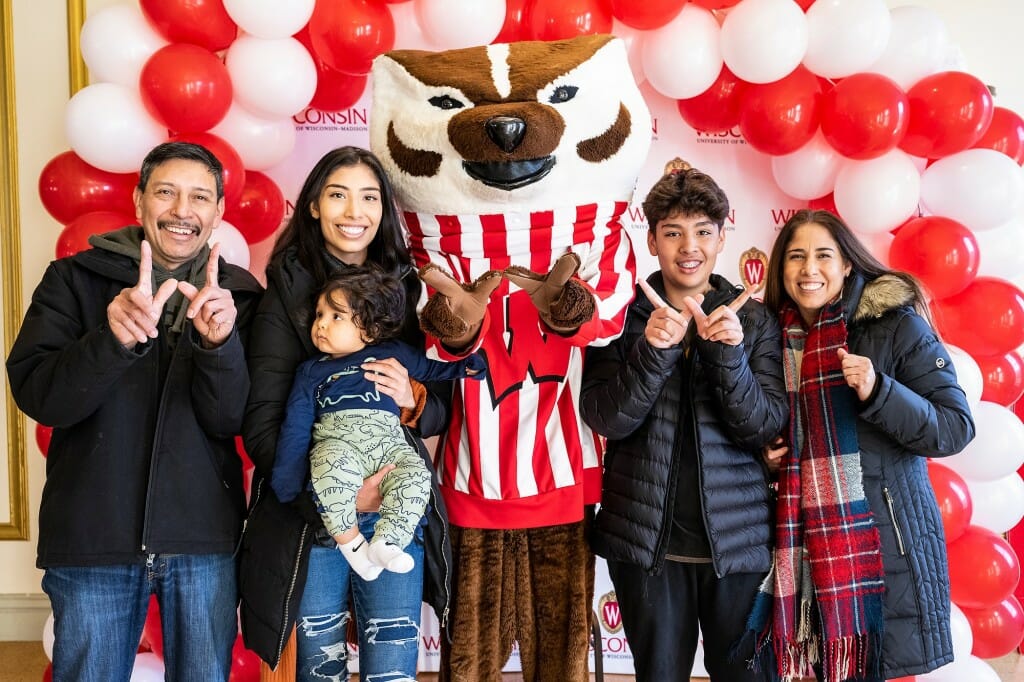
[34,0,1024,680]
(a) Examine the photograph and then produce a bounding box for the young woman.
[756,209,975,681]
[238,146,451,680]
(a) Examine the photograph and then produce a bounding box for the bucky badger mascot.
[371,34,651,681]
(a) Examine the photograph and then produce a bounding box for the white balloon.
[949,602,974,662]
[975,218,1024,282]
[720,0,808,84]
[390,1,443,51]
[641,5,721,100]
[771,131,842,200]
[611,20,647,87]
[966,473,1024,534]
[226,35,317,119]
[868,6,949,91]
[919,654,1000,682]
[946,345,983,409]
[833,150,920,234]
[802,0,890,79]
[415,0,504,50]
[943,400,1024,482]
[210,220,251,270]
[921,149,1024,233]
[210,102,297,171]
[65,83,167,174]
[79,4,169,88]
[42,611,54,660]
[223,0,314,39]
[130,652,165,682]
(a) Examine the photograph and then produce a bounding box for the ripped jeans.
[296,512,423,682]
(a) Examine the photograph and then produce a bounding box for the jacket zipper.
[276,521,309,663]
[883,487,907,556]
[142,337,175,553]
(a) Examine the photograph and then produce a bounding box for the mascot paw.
[419,265,503,346]
[504,252,595,334]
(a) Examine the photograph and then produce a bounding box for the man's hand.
[504,252,595,333]
[682,286,752,347]
[419,265,503,348]
[107,240,179,350]
[177,243,237,348]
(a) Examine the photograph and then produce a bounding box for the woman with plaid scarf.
[753,209,976,681]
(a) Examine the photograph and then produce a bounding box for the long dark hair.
[270,146,410,287]
[764,209,932,322]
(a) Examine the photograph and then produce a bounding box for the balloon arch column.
[33,0,1024,680]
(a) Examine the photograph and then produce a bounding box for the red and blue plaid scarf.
[748,296,885,681]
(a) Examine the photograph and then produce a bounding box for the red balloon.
[739,66,822,155]
[611,0,685,30]
[972,106,1024,165]
[168,132,246,208]
[139,0,237,52]
[676,65,747,134]
[494,0,531,43]
[820,73,909,160]
[294,27,368,113]
[35,423,53,458]
[962,596,1024,659]
[229,633,261,682]
[947,525,1020,609]
[225,171,286,245]
[38,151,138,225]
[141,594,163,659]
[808,193,837,214]
[525,0,613,41]
[307,0,395,76]
[690,0,742,8]
[976,351,1024,407]
[900,71,995,159]
[43,663,53,682]
[927,461,972,543]
[887,216,978,299]
[139,44,232,133]
[57,211,138,259]
[888,677,916,682]
[931,277,1024,357]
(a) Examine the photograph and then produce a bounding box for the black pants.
[606,559,767,682]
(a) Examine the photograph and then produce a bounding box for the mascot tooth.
[371,34,651,681]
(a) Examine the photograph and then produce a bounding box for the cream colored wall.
[1,0,1022,640]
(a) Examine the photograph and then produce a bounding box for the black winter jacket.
[581,273,787,577]
[6,240,262,566]
[238,247,453,667]
[837,273,975,678]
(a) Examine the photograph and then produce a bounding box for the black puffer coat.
[238,247,453,667]
[838,273,975,678]
[581,273,788,577]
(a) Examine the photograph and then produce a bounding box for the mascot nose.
[486,116,527,153]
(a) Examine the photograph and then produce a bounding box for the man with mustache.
[6,142,263,680]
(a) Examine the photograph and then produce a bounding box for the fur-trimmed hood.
[850,273,917,324]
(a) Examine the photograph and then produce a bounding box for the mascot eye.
[548,86,578,104]
[428,95,465,110]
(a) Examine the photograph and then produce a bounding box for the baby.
[272,265,485,580]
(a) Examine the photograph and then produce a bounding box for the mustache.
[158,220,200,232]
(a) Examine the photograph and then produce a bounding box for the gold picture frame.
[0,0,27,539]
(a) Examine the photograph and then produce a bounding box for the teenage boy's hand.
[107,240,179,350]
[683,286,752,346]
[638,279,698,350]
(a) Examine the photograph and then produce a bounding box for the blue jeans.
[296,512,424,682]
[42,554,237,682]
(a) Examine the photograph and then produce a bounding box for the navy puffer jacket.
[581,273,788,577]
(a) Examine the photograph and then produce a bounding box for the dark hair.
[642,165,730,231]
[137,142,225,200]
[319,264,406,343]
[271,146,410,287]
[764,209,932,322]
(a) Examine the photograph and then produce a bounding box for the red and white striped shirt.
[407,202,636,529]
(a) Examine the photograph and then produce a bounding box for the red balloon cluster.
[888,216,979,300]
[931,277,1024,358]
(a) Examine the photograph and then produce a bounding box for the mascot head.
[370,35,651,216]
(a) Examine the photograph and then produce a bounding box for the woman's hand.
[838,348,877,401]
[763,435,788,474]
[355,464,396,512]
[363,357,415,409]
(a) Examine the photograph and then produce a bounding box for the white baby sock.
[368,539,415,574]
[338,534,383,581]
